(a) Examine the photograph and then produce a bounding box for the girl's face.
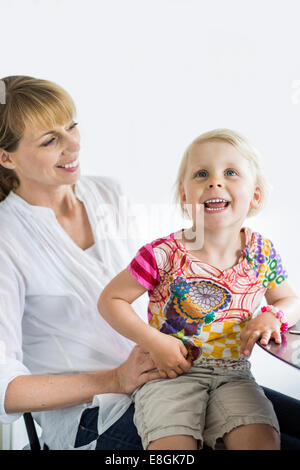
[179,140,262,232]
[1,120,81,192]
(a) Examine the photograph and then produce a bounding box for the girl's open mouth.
[204,199,230,213]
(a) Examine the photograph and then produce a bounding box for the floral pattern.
[243,233,288,290]
[160,277,232,360]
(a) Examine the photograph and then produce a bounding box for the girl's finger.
[260,331,271,346]
[241,330,261,356]
[158,369,167,379]
[272,329,282,344]
[167,369,178,379]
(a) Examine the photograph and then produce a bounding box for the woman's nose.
[63,133,80,153]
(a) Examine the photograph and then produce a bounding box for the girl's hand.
[145,330,191,379]
[240,311,282,358]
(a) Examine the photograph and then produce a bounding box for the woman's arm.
[4,345,161,414]
[98,269,191,378]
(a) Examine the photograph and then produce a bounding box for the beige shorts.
[131,365,280,450]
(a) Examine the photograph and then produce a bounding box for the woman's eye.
[196,170,208,178]
[225,169,237,176]
[43,137,56,147]
[42,122,78,147]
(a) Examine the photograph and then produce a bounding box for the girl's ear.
[0,150,16,170]
[250,185,263,209]
[179,183,187,211]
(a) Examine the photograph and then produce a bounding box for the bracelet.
[261,305,289,333]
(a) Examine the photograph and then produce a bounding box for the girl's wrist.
[137,324,161,350]
[260,305,289,332]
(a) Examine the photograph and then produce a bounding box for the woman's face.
[3,120,81,191]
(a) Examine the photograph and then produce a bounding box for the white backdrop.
[1,0,300,449]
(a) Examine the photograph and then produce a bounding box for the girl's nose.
[208,180,223,188]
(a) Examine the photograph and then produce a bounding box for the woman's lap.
[74,388,300,450]
[74,404,143,450]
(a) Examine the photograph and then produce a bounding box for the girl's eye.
[196,170,208,178]
[225,169,237,176]
[42,122,78,147]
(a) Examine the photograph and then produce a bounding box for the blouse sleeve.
[0,249,31,424]
[253,234,288,291]
[127,243,160,292]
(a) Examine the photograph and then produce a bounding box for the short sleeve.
[127,243,160,291]
[0,249,31,424]
[251,233,288,291]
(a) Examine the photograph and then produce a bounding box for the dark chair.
[23,413,49,450]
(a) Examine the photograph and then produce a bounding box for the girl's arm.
[98,268,191,378]
[240,280,300,357]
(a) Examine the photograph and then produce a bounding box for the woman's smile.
[56,157,80,172]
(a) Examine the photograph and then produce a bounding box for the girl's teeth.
[206,207,226,211]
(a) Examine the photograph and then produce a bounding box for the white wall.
[1,0,300,449]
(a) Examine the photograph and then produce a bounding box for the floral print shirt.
[127,227,288,366]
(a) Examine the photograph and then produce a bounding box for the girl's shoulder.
[243,227,287,290]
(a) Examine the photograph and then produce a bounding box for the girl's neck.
[182,225,246,269]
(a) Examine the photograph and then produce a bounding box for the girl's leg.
[147,435,198,450]
[222,423,280,450]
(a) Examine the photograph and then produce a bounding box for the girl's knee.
[223,423,280,450]
[147,434,198,450]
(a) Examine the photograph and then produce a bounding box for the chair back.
[23,413,49,450]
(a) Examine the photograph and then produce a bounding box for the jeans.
[74,404,143,450]
[74,388,300,450]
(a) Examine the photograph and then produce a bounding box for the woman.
[0,76,299,450]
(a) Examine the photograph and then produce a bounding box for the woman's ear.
[250,185,263,209]
[0,149,16,170]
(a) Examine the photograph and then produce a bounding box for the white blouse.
[0,175,148,450]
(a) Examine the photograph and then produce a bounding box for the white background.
[1,0,300,449]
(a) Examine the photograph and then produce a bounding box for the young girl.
[98,129,300,450]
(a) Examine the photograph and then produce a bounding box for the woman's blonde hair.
[173,128,271,218]
[0,76,76,201]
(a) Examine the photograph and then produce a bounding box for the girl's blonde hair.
[0,76,76,201]
[173,128,271,218]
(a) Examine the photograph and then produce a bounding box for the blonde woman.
[99,129,300,450]
[0,76,162,450]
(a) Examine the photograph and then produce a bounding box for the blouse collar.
[3,180,84,219]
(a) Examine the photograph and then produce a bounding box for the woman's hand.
[240,311,282,358]
[114,345,163,394]
[144,330,191,379]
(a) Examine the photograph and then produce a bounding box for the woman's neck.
[14,182,79,217]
